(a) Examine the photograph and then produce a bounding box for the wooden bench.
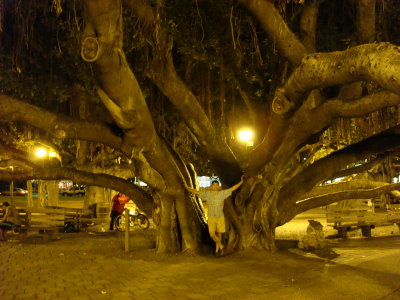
[46,206,93,232]
[327,201,400,238]
[387,204,400,226]
[327,200,381,238]
[25,208,66,238]
[1,205,107,239]
[26,207,94,236]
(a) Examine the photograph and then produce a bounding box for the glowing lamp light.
[238,129,253,142]
[49,151,57,158]
[35,148,47,158]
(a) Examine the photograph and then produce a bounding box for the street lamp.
[35,148,47,158]
[238,129,254,143]
[238,130,253,142]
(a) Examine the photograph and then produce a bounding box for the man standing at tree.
[185,177,243,254]
[109,192,130,230]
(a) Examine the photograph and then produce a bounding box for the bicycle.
[114,209,150,231]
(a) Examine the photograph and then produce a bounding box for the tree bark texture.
[276,43,400,112]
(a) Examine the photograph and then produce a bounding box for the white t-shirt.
[198,189,232,218]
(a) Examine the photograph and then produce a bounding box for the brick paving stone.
[107,295,134,300]
[107,291,133,297]
[89,295,112,300]
[69,295,92,300]
[186,293,211,300]
[11,294,33,300]
[150,286,176,298]
[203,290,225,297]
[171,289,191,297]
[44,287,64,294]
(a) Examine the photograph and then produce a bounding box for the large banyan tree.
[1,0,400,253]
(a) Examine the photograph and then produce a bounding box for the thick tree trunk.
[38,180,47,208]
[83,186,110,210]
[27,180,33,207]
[46,180,59,207]
[157,195,179,253]
[226,180,279,252]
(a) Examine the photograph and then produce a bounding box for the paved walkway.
[1,231,400,300]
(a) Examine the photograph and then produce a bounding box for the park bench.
[46,206,93,232]
[327,200,400,238]
[387,204,400,224]
[10,207,66,239]
[327,200,382,238]
[1,207,91,240]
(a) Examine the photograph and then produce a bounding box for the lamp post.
[10,166,14,205]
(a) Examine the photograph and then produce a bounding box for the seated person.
[0,202,21,241]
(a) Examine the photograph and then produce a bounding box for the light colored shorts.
[208,216,226,233]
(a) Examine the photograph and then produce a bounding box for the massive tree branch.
[271,90,400,172]
[0,94,167,192]
[279,182,400,225]
[301,180,388,200]
[239,0,307,66]
[328,154,389,181]
[82,0,157,153]
[0,143,153,214]
[0,94,122,148]
[82,0,181,197]
[278,125,400,211]
[0,167,153,215]
[0,144,38,169]
[248,90,400,177]
[275,43,400,114]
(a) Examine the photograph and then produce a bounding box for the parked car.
[0,188,28,196]
[61,186,85,196]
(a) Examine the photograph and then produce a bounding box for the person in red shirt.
[109,193,130,230]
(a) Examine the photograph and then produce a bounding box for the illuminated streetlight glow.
[238,129,253,142]
[49,151,57,158]
[35,148,47,158]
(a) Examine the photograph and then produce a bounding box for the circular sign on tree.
[81,36,101,62]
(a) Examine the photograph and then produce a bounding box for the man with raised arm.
[185,177,243,254]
